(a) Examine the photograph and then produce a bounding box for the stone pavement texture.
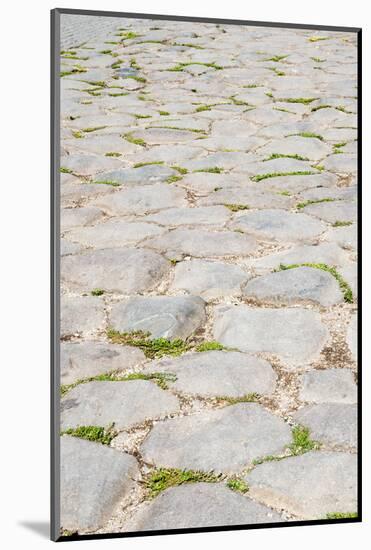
[59,14,358,535]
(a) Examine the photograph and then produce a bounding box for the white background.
[1,0,368,548]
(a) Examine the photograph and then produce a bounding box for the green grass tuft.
[289,425,320,455]
[194,167,223,174]
[61,425,116,445]
[81,126,106,133]
[195,341,227,352]
[134,161,164,168]
[107,329,190,359]
[290,132,324,141]
[308,36,329,42]
[224,203,249,212]
[159,110,170,115]
[326,512,358,519]
[123,133,146,146]
[277,97,317,105]
[251,171,315,182]
[91,288,104,296]
[262,55,288,62]
[60,167,73,174]
[296,198,335,209]
[171,166,188,175]
[105,152,122,157]
[166,175,183,184]
[93,180,121,187]
[219,394,259,405]
[263,153,309,162]
[227,477,249,493]
[144,468,224,498]
[332,220,353,227]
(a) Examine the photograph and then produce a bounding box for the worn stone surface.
[61,296,105,337]
[243,267,343,306]
[144,206,231,226]
[347,314,357,362]
[170,259,250,299]
[61,341,146,385]
[61,248,169,293]
[61,380,180,430]
[213,306,328,366]
[147,351,277,397]
[294,403,357,448]
[141,403,292,472]
[110,295,206,339]
[302,201,357,224]
[246,452,357,519]
[125,483,283,531]
[298,369,357,404]
[61,436,139,532]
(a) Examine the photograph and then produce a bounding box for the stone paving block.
[94,165,178,186]
[302,201,357,224]
[144,206,230,227]
[61,296,105,337]
[256,135,332,161]
[125,483,283,531]
[146,350,277,397]
[110,295,206,339]
[170,259,250,299]
[141,403,292,472]
[61,154,122,176]
[324,225,357,250]
[61,341,146,385]
[294,403,357,448]
[213,306,328,366]
[246,452,357,519]
[242,267,343,306]
[346,314,357,362]
[61,248,169,293]
[61,206,104,231]
[61,380,180,430]
[299,369,357,404]
[231,209,326,242]
[61,436,139,532]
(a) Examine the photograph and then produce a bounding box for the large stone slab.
[61,436,139,532]
[61,380,180,430]
[147,351,277,397]
[231,210,326,242]
[257,136,332,161]
[213,306,328,366]
[242,267,343,306]
[294,403,357,448]
[61,341,146,385]
[346,314,357,362]
[61,154,121,176]
[61,206,104,231]
[302,201,357,224]
[141,403,292,472]
[65,220,164,249]
[144,206,231,226]
[61,248,169,293]
[94,165,177,186]
[170,259,250,300]
[61,296,105,337]
[125,483,283,531]
[298,369,357,404]
[199,186,293,210]
[110,296,206,339]
[246,451,357,519]
[145,228,258,258]
[93,184,187,215]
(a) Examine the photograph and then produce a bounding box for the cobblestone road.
[59,14,358,536]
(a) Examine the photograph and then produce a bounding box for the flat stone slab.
[299,369,357,404]
[61,154,121,176]
[231,210,326,243]
[65,220,164,249]
[61,183,115,206]
[199,186,293,210]
[129,128,200,144]
[61,296,105,337]
[322,154,357,174]
[302,201,357,224]
[170,259,250,300]
[145,228,258,258]
[324,224,357,250]
[147,351,277,397]
[61,248,169,293]
[141,403,292,472]
[94,165,177,186]
[213,306,328,366]
[93,184,187,215]
[61,206,104,231]
[61,341,146,385]
[246,451,357,519]
[257,136,332,161]
[110,296,206,339]
[61,436,139,532]
[61,380,180,430]
[346,315,357,362]
[242,267,343,306]
[144,206,231,226]
[294,403,357,448]
[126,483,283,531]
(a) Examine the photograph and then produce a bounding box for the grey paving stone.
[61,183,116,206]
[61,206,104,231]
[299,369,357,404]
[141,403,292,472]
[61,380,180,430]
[93,184,187,215]
[243,267,343,306]
[130,144,203,164]
[322,154,357,174]
[298,186,357,202]
[144,206,231,226]
[61,240,85,256]
[347,314,357,362]
[213,306,328,366]
[61,154,121,176]
[170,259,250,299]
[199,187,293,209]
[302,201,357,224]
[65,220,164,249]
[147,351,277,397]
[255,173,338,193]
[64,133,140,155]
[256,136,332,161]
[61,341,146,385]
[246,452,357,519]
[294,403,357,448]
[324,225,357,250]
[126,483,283,531]
[61,296,105,337]
[231,209,326,242]
[129,128,201,144]
[110,295,206,339]
[93,165,177,185]
[61,248,169,293]
[145,228,258,258]
[61,436,139,532]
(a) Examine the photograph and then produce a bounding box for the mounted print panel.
[51,9,361,542]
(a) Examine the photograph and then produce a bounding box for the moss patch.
[144,468,224,498]
[224,203,249,212]
[105,152,122,157]
[290,132,324,141]
[93,180,121,187]
[194,167,223,174]
[60,167,73,174]
[134,161,164,168]
[227,477,249,494]
[263,153,309,162]
[91,288,105,296]
[326,512,358,519]
[195,341,228,352]
[123,133,146,146]
[296,198,335,209]
[332,220,353,227]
